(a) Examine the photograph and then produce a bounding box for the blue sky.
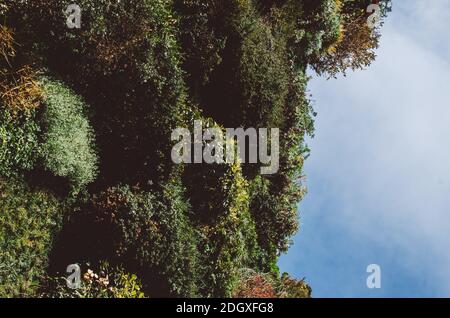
[279,0,450,297]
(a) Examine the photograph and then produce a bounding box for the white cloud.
[283,1,450,296]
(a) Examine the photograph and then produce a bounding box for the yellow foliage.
[0,24,43,112]
[0,66,43,112]
[327,23,345,54]
[0,25,15,63]
[325,0,345,55]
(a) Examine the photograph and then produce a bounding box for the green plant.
[233,269,311,298]
[0,106,40,178]
[39,76,98,189]
[0,178,64,297]
[40,263,146,298]
[49,178,199,297]
[310,0,392,77]
[184,148,258,297]
[0,0,391,298]
[277,272,312,298]
[233,269,277,298]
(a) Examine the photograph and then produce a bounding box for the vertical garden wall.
[0,0,390,297]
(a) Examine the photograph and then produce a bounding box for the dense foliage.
[0,178,64,297]
[39,76,98,190]
[39,263,146,298]
[232,269,311,298]
[0,0,389,297]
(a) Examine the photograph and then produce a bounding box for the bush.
[0,66,43,112]
[180,1,290,129]
[49,179,199,297]
[278,273,312,298]
[233,269,277,298]
[0,178,64,297]
[310,0,392,77]
[183,133,259,296]
[40,263,146,298]
[199,163,257,297]
[0,24,42,178]
[0,23,14,61]
[174,0,228,92]
[233,269,311,298]
[248,70,313,273]
[0,106,40,178]
[39,76,98,188]
[275,0,343,67]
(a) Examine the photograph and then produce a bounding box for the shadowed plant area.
[0,0,390,298]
